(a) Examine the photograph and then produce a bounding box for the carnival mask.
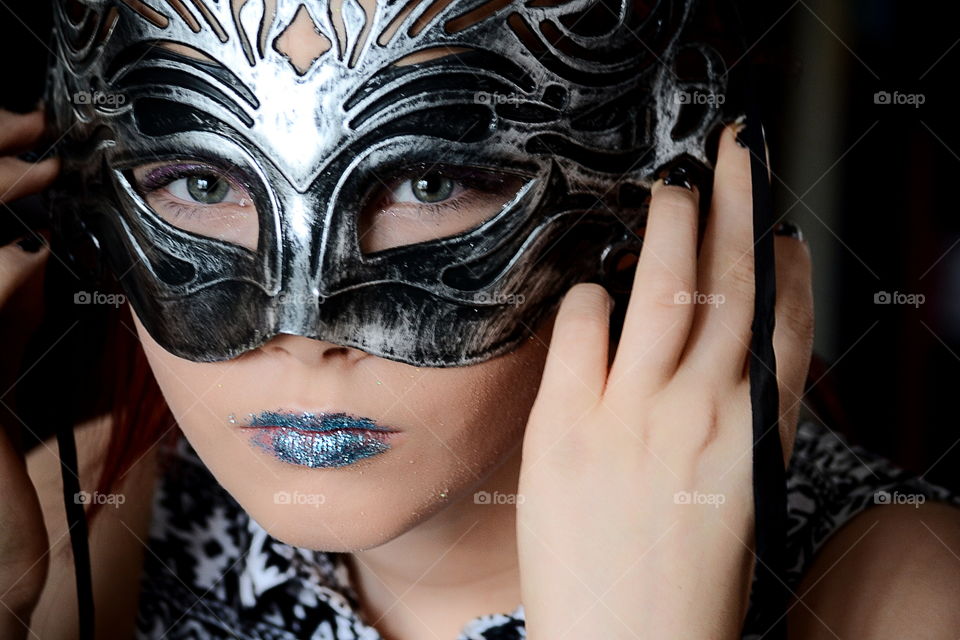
[48,0,727,365]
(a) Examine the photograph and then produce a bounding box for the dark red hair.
[86,303,175,523]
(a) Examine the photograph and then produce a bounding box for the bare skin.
[2,44,960,640]
[0,108,157,640]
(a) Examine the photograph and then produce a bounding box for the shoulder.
[788,499,960,638]
[783,420,960,576]
[776,419,960,637]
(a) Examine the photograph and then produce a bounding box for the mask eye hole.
[358,164,525,254]
[130,161,260,251]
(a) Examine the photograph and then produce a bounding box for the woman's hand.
[0,107,59,638]
[517,124,813,639]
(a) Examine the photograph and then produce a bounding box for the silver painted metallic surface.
[48,0,727,366]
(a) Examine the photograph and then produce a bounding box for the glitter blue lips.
[234,411,396,468]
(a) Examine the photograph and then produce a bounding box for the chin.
[233,479,444,552]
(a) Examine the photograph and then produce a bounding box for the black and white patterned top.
[134,419,960,639]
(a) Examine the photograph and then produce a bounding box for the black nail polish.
[774,221,803,241]
[735,124,749,149]
[662,165,693,190]
[17,145,54,163]
[16,235,43,252]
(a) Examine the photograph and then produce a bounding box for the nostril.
[258,334,367,365]
[323,346,353,359]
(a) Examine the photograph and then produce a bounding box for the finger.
[771,227,814,463]
[0,423,49,616]
[0,156,60,205]
[533,283,612,412]
[608,176,700,394]
[684,123,757,375]
[0,110,46,153]
[0,234,50,310]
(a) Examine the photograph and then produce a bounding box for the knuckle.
[720,255,756,297]
[779,294,815,343]
[648,277,696,311]
[643,394,722,458]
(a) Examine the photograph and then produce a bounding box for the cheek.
[394,336,546,470]
[352,330,549,479]
[131,312,251,459]
[421,342,545,451]
[131,310,551,550]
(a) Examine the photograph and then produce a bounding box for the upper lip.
[239,410,399,433]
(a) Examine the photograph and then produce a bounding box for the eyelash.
[148,191,227,220]
[137,164,511,220]
[137,165,248,220]
[383,167,510,216]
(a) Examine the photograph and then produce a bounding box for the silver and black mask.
[48,0,727,366]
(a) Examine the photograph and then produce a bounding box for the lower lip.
[237,412,397,469]
[246,427,394,468]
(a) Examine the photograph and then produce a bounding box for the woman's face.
[133,278,552,552]
[128,27,556,551]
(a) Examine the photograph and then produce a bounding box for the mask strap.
[57,419,95,640]
[744,73,790,638]
[46,242,96,640]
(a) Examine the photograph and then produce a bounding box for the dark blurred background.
[2,1,959,492]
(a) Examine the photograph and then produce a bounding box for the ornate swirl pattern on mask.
[48,0,728,366]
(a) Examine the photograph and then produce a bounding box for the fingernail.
[660,165,694,190]
[17,146,55,163]
[774,221,803,241]
[735,122,749,149]
[16,235,43,253]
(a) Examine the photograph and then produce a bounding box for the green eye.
[411,173,455,203]
[186,174,230,204]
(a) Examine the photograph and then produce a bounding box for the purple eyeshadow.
[138,163,231,191]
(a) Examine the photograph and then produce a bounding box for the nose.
[256,333,368,366]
